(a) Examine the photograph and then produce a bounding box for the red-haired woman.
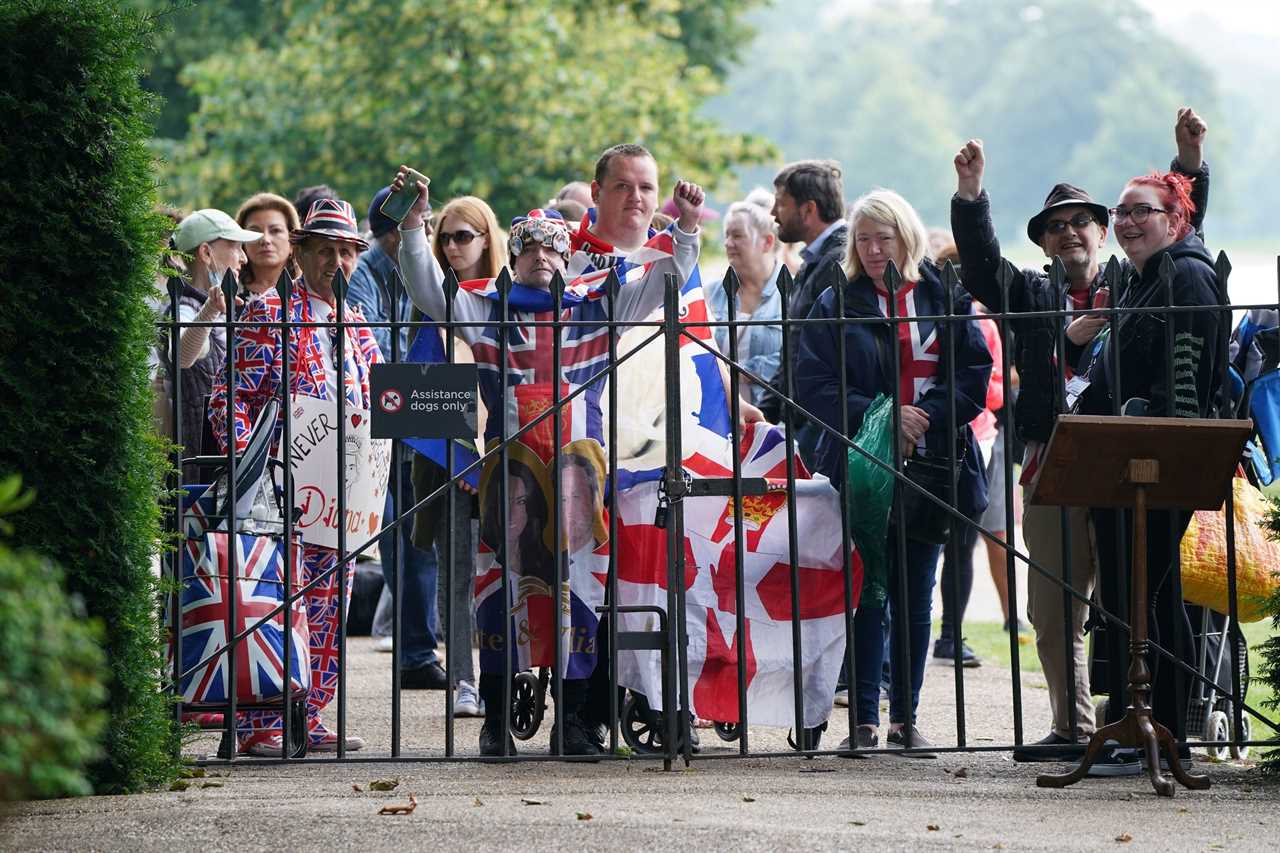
[1075,169,1226,776]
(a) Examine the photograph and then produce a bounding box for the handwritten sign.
[282,395,391,551]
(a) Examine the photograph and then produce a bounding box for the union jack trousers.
[206,278,378,749]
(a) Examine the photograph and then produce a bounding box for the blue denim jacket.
[707,262,783,405]
[347,241,415,361]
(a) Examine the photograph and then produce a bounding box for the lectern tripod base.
[1028,417,1252,797]
[1036,643,1210,796]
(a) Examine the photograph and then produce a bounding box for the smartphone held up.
[381,168,430,222]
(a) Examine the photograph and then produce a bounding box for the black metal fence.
[159,250,1280,768]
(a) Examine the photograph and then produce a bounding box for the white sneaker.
[834,689,849,707]
[455,680,485,717]
[373,635,394,653]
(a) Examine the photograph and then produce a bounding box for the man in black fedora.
[947,108,1209,771]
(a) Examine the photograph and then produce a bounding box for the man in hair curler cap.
[393,165,706,758]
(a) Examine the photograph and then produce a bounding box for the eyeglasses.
[1108,204,1167,224]
[1043,213,1096,235]
[438,230,483,246]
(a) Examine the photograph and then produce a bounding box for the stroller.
[166,399,311,759]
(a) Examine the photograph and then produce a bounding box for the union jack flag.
[877,283,941,406]
[168,531,309,706]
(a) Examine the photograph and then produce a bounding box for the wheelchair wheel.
[621,693,698,755]
[510,671,544,741]
[714,721,740,742]
[1204,710,1230,761]
[621,692,663,754]
[1230,712,1251,760]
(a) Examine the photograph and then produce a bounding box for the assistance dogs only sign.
[370,362,478,440]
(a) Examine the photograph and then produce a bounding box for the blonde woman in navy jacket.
[796,189,991,756]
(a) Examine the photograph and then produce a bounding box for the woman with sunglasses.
[405,196,504,717]
[434,196,504,282]
[1074,169,1226,776]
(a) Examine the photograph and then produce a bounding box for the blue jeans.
[380,460,440,669]
[854,534,942,727]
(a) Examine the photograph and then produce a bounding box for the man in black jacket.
[949,108,1208,768]
[764,160,848,446]
[773,159,848,327]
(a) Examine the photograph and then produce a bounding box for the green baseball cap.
[173,208,264,252]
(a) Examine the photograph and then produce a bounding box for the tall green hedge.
[0,1,179,792]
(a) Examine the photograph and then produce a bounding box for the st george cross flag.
[613,271,860,729]
[168,530,309,706]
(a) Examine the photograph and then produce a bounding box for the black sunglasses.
[438,230,483,246]
[1044,213,1096,235]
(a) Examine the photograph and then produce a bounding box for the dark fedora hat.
[1026,183,1109,245]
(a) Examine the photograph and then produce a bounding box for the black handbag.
[895,453,955,545]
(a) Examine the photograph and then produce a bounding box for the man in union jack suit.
[210,198,381,756]
[392,164,706,757]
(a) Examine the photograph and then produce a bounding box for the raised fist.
[954,139,985,201]
[1175,107,1207,172]
[672,179,705,231]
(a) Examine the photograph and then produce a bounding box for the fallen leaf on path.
[927,824,940,831]
[379,795,417,816]
[953,767,968,779]
[1115,833,1132,843]
[742,795,756,803]
[369,778,399,791]
[576,812,593,821]
[522,798,545,806]
[352,784,363,793]
[200,781,223,789]
[849,821,867,827]
[473,797,484,806]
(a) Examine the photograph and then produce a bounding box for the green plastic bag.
[846,394,895,608]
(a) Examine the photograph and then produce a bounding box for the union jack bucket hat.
[290,197,370,250]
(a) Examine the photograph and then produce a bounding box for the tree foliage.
[150,0,773,221]
[0,0,180,793]
[709,0,1224,241]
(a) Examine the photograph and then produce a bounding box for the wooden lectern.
[1028,415,1252,797]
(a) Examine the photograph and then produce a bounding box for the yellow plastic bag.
[1180,477,1280,622]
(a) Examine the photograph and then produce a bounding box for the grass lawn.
[952,619,1277,737]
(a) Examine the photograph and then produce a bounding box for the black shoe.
[1012,732,1087,763]
[1087,743,1143,777]
[400,661,448,690]
[479,718,516,758]
[1159,745,1194,772]
[885,725,937,758]
[932,637,981,668]
[551,712,603,759]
